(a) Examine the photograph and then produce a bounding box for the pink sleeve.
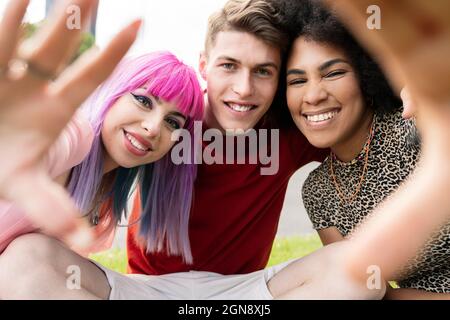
[45,111,95,178]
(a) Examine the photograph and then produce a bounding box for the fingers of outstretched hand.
[325,1,420,89]
[51,19,141,116]
[9,172,93,250]
[0,0,29,67]
[18,0,97,80]
[325,0,450,105]
[328,0,448,51]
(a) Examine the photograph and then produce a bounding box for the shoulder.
[302,160,336,229]
[375,107,421,152]
[302,160,330,201]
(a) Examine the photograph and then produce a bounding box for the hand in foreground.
[0,0,140,247]
[325,0,450,285]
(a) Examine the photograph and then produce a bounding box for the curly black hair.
[278,0,402,114]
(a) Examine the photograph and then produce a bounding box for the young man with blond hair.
[127,0,324,277]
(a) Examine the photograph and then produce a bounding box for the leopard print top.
[302,108,450,293]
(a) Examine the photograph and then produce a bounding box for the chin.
[220,120,254,132]
[115,158,140,169]
[306,136,332,149]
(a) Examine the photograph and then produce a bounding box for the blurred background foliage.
[22,21,96,63]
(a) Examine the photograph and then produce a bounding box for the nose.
[303,81,328,105]
[141,116,162,140]
[232,70,254,97]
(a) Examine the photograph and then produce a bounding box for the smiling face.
[101,87,187,172]
[199,31,281,132]
[286,37,373,158]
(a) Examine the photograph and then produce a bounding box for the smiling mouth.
[225,102,257,113]
[124,130,151,152]
[303,109,340,123]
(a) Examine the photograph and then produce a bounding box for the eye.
[131,93,153,109]
[287,78,307,86]
[220,63,236,71]
[325,70,347,78]
[255,68,272,77]
[166,117,182,130]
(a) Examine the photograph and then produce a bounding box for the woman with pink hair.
[0,21,204,297]
[0,50,204,253]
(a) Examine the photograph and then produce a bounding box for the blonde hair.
[205,0,288,55]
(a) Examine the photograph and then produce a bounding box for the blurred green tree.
[22,21,96,63]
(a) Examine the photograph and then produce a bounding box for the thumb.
[400,87,416,119]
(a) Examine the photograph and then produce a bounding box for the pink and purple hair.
[67,51,204,264]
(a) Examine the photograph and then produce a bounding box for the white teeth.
[228,103,254,112]
[126,133,147,152]
[306,111,338,123]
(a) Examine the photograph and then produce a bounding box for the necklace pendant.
[91,212,99,226]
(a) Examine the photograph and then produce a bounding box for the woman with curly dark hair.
[266,0,450,299]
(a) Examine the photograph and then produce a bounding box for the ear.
[199,51,208,81]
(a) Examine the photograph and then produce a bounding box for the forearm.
[344,148,450,283]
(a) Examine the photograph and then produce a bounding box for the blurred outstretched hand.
[325,0,450,284]
[0,0,140,247]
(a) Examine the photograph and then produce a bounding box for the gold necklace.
[329,118,375,205]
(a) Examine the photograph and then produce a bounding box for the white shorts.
[91,259,296,300]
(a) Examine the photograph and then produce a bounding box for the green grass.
[90,248,128,274]
[89,233,323,274]
[267,234,322,267]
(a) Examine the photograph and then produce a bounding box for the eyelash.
[131,93,153,109]
[166,118,182,130]
[221,63,235,71]
[220,64,272,77]
[288,78,307,86]
[256,68,271,77]
[287,70,347,86]
[326,70,346,78]
[131,93,183,130]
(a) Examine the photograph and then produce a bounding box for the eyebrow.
[286,69,305,76]
[169,111,187,120]
[217,56,279,71]
[287,58,350,76]
[318,58,350,71]
[138,88,185,119]
[141,87,161,103]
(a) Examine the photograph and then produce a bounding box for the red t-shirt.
[127,125,326,275]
